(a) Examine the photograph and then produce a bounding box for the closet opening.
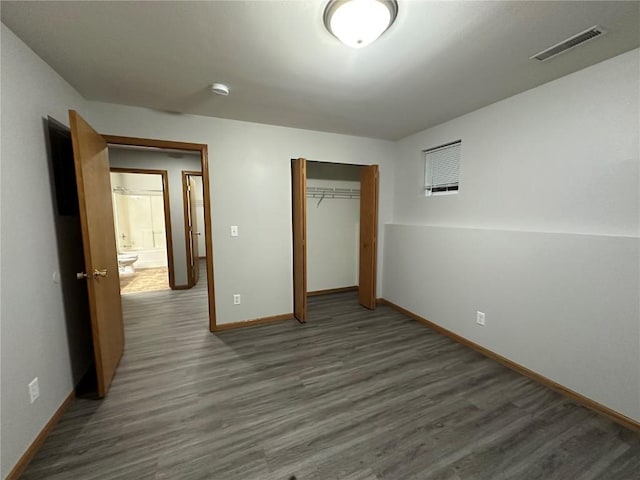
[291,158,379,323]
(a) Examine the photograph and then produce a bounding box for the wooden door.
[291,158,307,322]
[359,165,379,309]
[187,175,200,285]
[69,110,124,397]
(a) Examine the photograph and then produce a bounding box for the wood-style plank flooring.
[21,280,640,479]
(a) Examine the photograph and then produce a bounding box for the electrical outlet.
[233,294,241,305]
[28,377,40,404]
[476,311,486,326]
[230,225,239,237]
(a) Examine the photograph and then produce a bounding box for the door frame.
[182,170,203,288]
[291,159,379,320]
[109,167,177,289]
[102,135,217,331]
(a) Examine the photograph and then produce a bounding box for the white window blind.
[424,140,461,196]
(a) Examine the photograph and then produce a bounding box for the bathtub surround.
[121,250,166,270]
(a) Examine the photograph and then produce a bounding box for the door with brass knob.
[70,110,124,398]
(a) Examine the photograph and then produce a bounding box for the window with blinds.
[423,140,461,196]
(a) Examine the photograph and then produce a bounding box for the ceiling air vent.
[531,25,606,62]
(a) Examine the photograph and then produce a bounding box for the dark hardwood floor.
[20,281,640,479]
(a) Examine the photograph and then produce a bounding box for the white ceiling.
[2,1,638,140]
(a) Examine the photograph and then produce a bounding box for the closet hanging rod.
[306,186,360,200]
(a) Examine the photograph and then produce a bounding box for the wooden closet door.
[292,158,307,322]
[359,165,379,309]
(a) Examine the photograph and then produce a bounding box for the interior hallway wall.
[306,178,360,292]
[385,49,640,422]
[0,24,90,479]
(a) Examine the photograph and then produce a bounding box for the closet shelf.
[306,186,360,200]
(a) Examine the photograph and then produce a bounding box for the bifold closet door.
[69,110,124,397]
[359,165,379,310]
[292,158,307,323]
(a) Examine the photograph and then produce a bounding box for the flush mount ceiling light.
[324,0,398,48]
[210,83,230,96]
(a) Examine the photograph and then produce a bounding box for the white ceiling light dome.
[324,0,398,49]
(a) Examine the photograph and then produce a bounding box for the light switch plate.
[28,377,40,404]
[230,226,239,237]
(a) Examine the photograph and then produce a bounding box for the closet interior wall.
[306,162,362,293]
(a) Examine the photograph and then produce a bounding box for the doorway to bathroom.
[107,145,210,296]
[110,168,173,295]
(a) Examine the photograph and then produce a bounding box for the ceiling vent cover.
[531,25,606,62]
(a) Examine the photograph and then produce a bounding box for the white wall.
[385,49,640,422]
[0,24,89,478]
[192,176,206,255]
[109,149,201,285]
[393,50,639,236]
[307,178,360,292]
[85,103,396,324]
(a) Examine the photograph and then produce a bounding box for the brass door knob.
[92,269,108,278]
[76,269,108,280]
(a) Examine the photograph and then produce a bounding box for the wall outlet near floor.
[233,294,241,305]
[476,311,486,326]
[28,377,40,404]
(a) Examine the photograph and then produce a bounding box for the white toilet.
[117,253,139,278]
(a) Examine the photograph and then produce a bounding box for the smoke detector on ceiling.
[210,83,230,96]
[530,25,607,62]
